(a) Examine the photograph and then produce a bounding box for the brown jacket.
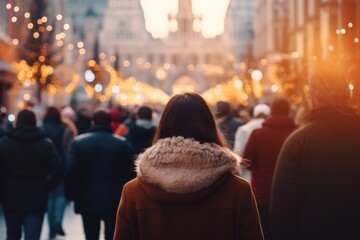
[114,137,263,240]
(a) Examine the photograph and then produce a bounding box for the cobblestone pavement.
[0,203,106,240]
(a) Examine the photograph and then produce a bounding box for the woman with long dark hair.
[114,93,263,240]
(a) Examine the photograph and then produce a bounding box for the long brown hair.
[153,93,225,146]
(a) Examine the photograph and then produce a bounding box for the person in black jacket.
[0,109,63,240]
[270,61,360,240]
[124,106,156,155]
[66,108,135,240]
[42,107,74,238]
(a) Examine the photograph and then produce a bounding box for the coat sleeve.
[270,138,301,239]
[238,183,264,240]
[114,184,133,240]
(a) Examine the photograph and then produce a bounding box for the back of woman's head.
[17,109,36,127]
[43,107,61,124]
[153,93,225,146]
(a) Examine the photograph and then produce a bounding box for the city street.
[0,203,105,240]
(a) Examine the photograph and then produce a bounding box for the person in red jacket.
[243,97,296,239]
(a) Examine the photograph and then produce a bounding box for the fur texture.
[136,136,241,194]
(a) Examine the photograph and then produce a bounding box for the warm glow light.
[11,16,17,23]
[6,3,11,9]
[56,14,63,21]
[28,23,34,29]
[349,83,355,91]
[23,93,31,101]
[328,45,334,51]
[77,41,84,48]
[33,32,40,39]
[64,24,70,30]
[140,0,230,38]
[355,38,359,43]
[109,56,116,62]
[251,69,263,81]
[123,60,130,67]
[340,28,346,34]
[271,85,279,93]
[234,79,243,89]
[68,44,74,50]
[12,39,19,45]
[348,22,353,28]
[79,48,86,55]
[291,52,299,59]
[42,16,48,23]
[24,12,30,18]
[57,40,64,47]
[38,55,45,62]
[99,53,106,60]
[46,25,53,31]
[13,6,19,12]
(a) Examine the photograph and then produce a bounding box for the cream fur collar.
[136,136,241,194]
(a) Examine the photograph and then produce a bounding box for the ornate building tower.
[99,0,150,78]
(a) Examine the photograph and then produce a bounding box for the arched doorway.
[172,75,200,94]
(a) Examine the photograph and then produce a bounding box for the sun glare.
[140,0,230,38]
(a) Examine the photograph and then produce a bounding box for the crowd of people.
[0,61,359,240]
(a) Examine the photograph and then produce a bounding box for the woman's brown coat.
[114,137,263,240]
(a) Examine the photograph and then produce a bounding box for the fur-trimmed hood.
[136,136,241,194]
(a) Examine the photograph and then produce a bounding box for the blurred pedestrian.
[0,109,63,240]
[215,101,244,149]
[114,93,263,240]
[270,62,360,239]
[243,98,296,239]
[124,106,156,155]
[42,107,75,238]
[234,104,271,155]
[67,108,135,240]
[61,106,78,137]
[74,108,91,135]
[234,104,270,180]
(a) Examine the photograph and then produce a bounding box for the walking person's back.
[243,98,296,239]
[114,93,263,240]
[41,107,74,238]
[124,106,156,155]
[66,108,135,240]
[271,62,360,240]
[0,109,63,240]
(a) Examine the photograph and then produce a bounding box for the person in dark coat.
[42,107,74,238]
[124,106,156,155]
[243,97,296,239]
[66,108,135,240]
[114,93,263,240]
[215,100,244,149]
[0,109,63,240]
[270,62,360,240]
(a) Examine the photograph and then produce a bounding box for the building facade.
[65,0,254,95]
[254,0,360,100]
